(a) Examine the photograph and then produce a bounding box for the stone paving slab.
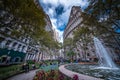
[59,64,103,80]
[7,69,39,80]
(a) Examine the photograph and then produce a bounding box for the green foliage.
[11,30,22,38]
[38,31,59,49]
[66,50,76,60]
[0,65,22,79]
[67,50,75,57]
[27,60,35,64]
[0,0,59,49]
[1,0,46,26]
[73,27,90,43]
[63,38,73,47]
[85,0,120,32]
[78,0,120,47]
[0,0,47,42]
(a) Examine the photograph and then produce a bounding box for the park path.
[7,64,58,80]
[7,69,39,80]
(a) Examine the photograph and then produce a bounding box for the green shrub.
[0,65,22,79]
[27,60,35,64]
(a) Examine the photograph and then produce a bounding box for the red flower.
[73,74,79,80]
[59,74,64,80]
[47,77,54,80]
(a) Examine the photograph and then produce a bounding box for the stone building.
[64,5,120,62]
[0,0,56,64]
[63,6,98,62]
[64,6,82,40]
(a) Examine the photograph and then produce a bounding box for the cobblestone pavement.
[7,69,39,80]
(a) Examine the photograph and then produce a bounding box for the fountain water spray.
[93,37,117,69]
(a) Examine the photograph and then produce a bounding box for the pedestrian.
[32,64,36,69]
[25,63,29,72]
[21,63,25,71]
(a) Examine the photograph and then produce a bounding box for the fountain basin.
[59,63,103,80]
[65,63,120,80]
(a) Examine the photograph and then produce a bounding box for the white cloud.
[59,8,71,24]
[57,30,63,43]
[51,18,63,42]
[51,18,57,29]
[41,0,59,7]
[59,0,89,26]
[48,8,54,17]
[60,0,88,9]
[58,21,63,27]
[40,0,89,42]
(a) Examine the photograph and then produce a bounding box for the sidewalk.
[7,69,39,80]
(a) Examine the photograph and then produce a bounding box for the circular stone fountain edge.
[59,64,103,80]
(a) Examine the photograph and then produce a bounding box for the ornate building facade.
[63,6,120,62]
[63,6,96,61]
[64,6,82,40]
[0,0,56,64]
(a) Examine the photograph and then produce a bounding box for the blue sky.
[39,0,89,42]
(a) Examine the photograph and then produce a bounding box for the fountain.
[59,37,120,80]
[93,37,117,69]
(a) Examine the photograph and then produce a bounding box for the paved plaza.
[7,69,39,80]
[7,64,58,80]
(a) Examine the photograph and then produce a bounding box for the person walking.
[25,63,29,72]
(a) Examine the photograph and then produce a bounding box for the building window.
[18,44,21,49]
[22,46,25,52]
[73,10,76,14]
[87,53,90,56]
[6,40,12,46]
[13,42,17,47]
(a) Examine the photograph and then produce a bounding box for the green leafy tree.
[0,0,46,41]
[73,26,91,60]
[67,50,75,61]
[85,0,120,47]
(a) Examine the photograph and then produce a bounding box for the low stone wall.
[59,64,103,80]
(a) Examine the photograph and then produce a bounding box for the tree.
[85,0,120,46]
[0,0,46,41]
[73,26,92,60]
[63,38,73,48]
[67,50,75,61]
[63,38,75,58]
[0,0,61,60]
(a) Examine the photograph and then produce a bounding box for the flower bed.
[33,70,70,80]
